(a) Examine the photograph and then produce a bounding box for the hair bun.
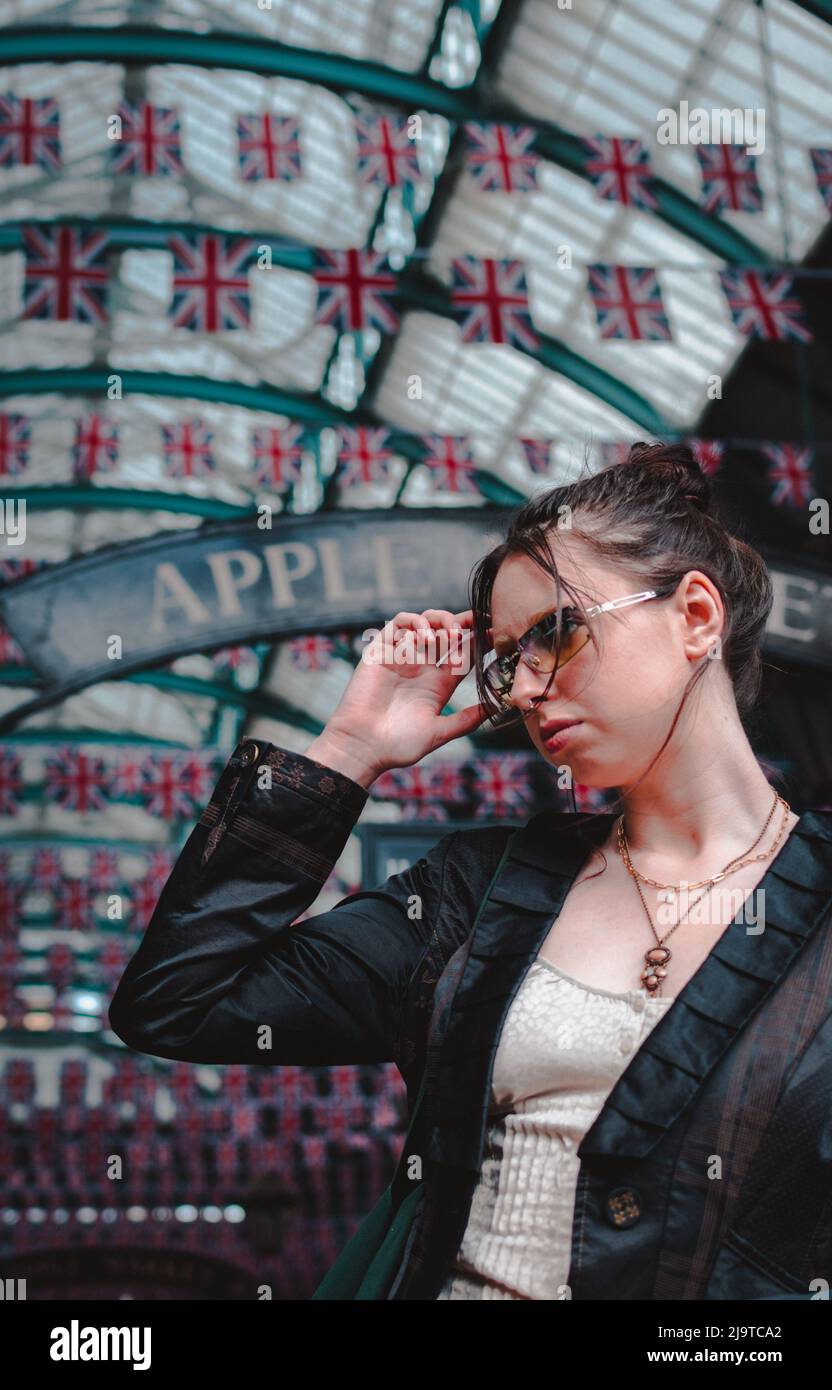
[625,440,713,514]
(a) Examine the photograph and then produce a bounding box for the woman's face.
[487,541,721,789]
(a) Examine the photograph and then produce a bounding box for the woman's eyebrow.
[492,605,565,653]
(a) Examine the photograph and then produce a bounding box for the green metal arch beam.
[7,484,254,517]
[792,0,832,23]
[1,26,773,267]
[0,312,671,438]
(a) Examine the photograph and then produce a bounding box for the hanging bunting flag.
[54,877,95,931]
[251,423,305,490]
[32,847,63,891]
[599,441,633,466]
[87,847,120,890]
[519,437,555,473]
[471,754,534,819]
[718,268,812,342]
[111,749,146,797]
[809,148,832,212]
[334,425,394,486]
[162,419,215,478]
[168,232,255,332]
[45,747,109,814]
[237,113,302,182]
[72,412,119,481]
[211,645,260,682]
[686,439,725,474]
[583,136,658,210]
[0,557,42,582]
[761,444,815,508]
[311,248,400,333]
[138,753,206,819]
[110,101,184,177]
[0,93,61,170]
[695,144,763,213]
[373,764,465,821]
[0,412,30,476]
[420,434,479,494]
[288,634,336,671]
[22,224,110,324]
[449,256,539,349]
[587,264,672,340]
[462,122,541,192]
[0,748,24,816]
[354,114,422,188]
[0,624,24,663]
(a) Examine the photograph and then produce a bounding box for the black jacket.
[108,737,832,1300]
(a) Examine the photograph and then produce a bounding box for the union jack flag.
[110,101,184,177]
[0,625,24,664]
[22,224,110,324]
[288,634,336,671]
[212,645,260,682]
[0,557,41,582]
[583,136,657,210]
[809,148,832,212]
[54,877,94,931]
[143,848,176,890]
[0,413,30,476]
[686,439,724,475]
[311,249,399,333]
[237,113,302,182]
[128,874,164,930]
[463,122,540,192]
[587,264,672,340]
[72,412,119,480]
[598,441,633,467]
[695,144,763,213]
[45,748,110,814]
[0,93,61,170]
[112,750,145,797]
[335,425,394,487]
[88,847,120,890]
[761,444,815,508]
[373,764,465,821]
[718,268,812,343]
[449,256,539,349]
[31,846,63,890]
[0,749,24,816]
[420,435,479,494]
[168,233,255,332]
[0,881,23,932]
[354,114,422,188]
[519,437,555,474]
[252,423,305,490]
[138,753,209,819]
[162,419,215,478]
[471,754,533,819]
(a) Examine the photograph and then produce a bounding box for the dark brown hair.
[469,440,777,835]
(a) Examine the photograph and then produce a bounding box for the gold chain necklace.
[616,789,791,996]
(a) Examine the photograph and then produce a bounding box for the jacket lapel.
[580,809,832,1158]
[427,807,832,1174]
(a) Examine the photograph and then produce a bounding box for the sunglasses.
[482,585,677,719]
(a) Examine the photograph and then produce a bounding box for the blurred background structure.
[0,0,830,1297]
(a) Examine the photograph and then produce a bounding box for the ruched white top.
[436,957,675,1300]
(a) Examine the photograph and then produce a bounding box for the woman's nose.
[508,656,556,710]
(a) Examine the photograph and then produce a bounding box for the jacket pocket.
[704,1230,813,1300]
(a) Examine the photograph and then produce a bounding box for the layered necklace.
[616,787,792,996]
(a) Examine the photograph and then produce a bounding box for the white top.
[436,957,675,1300]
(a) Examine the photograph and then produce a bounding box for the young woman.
[109,442,832,1301]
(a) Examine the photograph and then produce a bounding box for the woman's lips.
[542,722,582,753]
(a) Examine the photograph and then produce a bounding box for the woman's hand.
[313,609,492,781]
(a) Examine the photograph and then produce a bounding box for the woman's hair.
[468,440,778,841]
